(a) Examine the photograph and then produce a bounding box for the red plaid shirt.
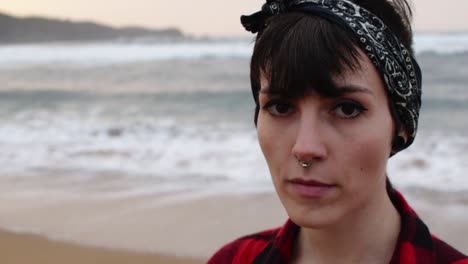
[208,191,468,264]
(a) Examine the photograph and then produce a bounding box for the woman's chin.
[288,211,341,230]
[282,198,343,230]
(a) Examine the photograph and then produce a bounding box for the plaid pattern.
[208,191,468,264]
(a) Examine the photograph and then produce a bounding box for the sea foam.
[1,33,468,66]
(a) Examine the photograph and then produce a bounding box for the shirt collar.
[263,190,436,264]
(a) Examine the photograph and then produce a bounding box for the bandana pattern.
[241,0,422,149]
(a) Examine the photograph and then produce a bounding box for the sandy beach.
[0,228,202,264]
[0,180,467,264]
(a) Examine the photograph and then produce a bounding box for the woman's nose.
[291,115,328,162]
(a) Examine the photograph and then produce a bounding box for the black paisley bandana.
[241,0,422,149]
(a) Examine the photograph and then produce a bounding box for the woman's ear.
[390,131,409,155]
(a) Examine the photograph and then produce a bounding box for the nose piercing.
[298,160,312,168]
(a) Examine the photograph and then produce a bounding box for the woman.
[208,0,467,263]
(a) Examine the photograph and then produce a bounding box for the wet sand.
[0,187,466,263]
[0,228,202,264]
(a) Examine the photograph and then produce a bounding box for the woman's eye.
[333,101,367,119]
[264,101,294,116]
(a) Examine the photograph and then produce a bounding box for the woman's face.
[257,53,395,228]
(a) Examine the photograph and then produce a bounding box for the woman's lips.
[287,178,336,198]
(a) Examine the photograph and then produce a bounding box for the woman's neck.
[293,190,401,264]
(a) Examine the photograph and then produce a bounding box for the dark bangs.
[251,12,362,103]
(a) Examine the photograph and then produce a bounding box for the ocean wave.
[1,33,468,66]
[414,32,468,55]
[0,111,467,193]
[0,41,253,66]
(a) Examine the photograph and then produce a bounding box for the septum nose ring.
[298,160,312,168]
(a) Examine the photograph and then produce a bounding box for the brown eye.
[263,100,294,116]
[334,101,366,119]
[274,103,291,114]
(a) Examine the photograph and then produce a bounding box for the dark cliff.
[0,12,184,43]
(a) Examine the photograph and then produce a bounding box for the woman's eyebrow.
[336,84,375,97]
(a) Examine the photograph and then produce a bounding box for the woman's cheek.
[257,116,291,176]
[257,116,276,165]
[350,132,391,184]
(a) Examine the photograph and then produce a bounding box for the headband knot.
[262,0,287,16]
[241,0,288,33]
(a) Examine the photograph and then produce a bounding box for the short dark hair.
[250,0,414,140]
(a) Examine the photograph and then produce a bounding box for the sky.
[1,0,467,37]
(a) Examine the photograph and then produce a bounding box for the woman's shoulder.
[206,226,282,264]
[432,235,468,263]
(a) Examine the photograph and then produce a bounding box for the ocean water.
[0,33,467,196]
